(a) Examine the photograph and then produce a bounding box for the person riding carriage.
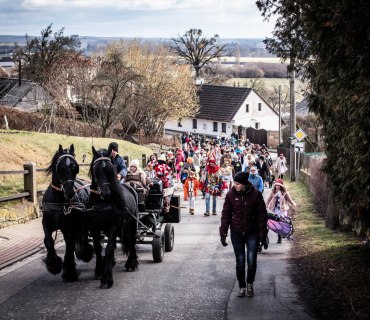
[108,142,127,183]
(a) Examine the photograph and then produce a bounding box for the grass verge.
[286,180,370,320]
[0,130,154,198]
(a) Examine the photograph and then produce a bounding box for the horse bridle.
[51,154,78,192]
[91,156,113,195]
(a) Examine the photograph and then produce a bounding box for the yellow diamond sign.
[294,128,307,141]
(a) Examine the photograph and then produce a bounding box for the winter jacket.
[183,177,200,200]
[125,167,151,190]
[113,155,127,178]
[248,174,264,192]
[266,189,296,214]
[220,183,268,238]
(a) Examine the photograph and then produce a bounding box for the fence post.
[24,162,37,205]
[142,154,147,169]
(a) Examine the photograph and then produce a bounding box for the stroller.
[267,211,294,240]
[259,210,294,252]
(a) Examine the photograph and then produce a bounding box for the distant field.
[220,57,287,64]
[225,77,308,101]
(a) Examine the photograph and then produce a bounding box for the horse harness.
[51,154,79,193]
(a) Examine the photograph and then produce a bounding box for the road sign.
[293,128,307,141]
[294,142,305,152]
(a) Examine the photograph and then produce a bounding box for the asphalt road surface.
[0,191,236,320]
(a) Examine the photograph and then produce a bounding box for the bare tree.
[14,24,81,83]
[119,41,199,137]
[171,28,228,78]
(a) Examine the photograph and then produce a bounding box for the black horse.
[88,146,139,289]
[42,144,93,282]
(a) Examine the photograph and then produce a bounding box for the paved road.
[0,185,314,320]
[0,191,236,320]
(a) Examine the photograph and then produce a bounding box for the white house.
[164,84,280,147]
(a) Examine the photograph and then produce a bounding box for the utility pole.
[289,57,296,181]
[278,85,282,145]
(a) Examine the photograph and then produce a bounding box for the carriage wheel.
[164,223,174,252]
[152,230,165,262]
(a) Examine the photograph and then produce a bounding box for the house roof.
[196,85,252,122]
[0,77,34,107]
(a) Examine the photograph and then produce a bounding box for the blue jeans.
[230,230,259,288]
[205,192,217,212]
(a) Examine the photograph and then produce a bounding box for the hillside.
[0,130,154,196]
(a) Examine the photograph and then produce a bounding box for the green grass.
[0,130,154,197]
[286,180,370,319]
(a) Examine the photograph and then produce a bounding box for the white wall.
[233,90,279,131]
[165,117,233,137]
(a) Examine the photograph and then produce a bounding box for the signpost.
[293,128,307,142]
[293,129,306,181]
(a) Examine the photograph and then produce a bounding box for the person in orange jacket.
[183,169,200,215]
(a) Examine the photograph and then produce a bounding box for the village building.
[164,84,280,147]
[0,77,51,112]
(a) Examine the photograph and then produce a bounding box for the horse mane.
[45,151,60,175]
[45,147,76,175]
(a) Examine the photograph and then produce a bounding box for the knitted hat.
[129,159,140,168]
[275,179,284,187]
[233,172,249,185]
[108,142,119,152]
[208,157,216,164]
[158,154,166,161]
[187,157,193,163]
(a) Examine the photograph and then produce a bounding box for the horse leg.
[90,227,104,280]
[100,228,117,289]
[124,219,139,272]
[42,222,63,275]
[61,229,78,282]
[75,219,94,263]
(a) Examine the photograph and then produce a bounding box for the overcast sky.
[0,0,276,39]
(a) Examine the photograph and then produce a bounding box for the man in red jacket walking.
[219,172,268,298]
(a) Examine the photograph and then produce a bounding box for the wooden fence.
[0,154,148,204]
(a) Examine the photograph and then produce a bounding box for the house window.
[178,120,182,127]
[213,122,218,132]
[246,104,249,112]
[192,119,197,129]
[258,103,262,111]
[221,123,226,133]
[203,123,207,131]
[255,122,259,129]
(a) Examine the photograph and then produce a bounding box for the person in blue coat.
[108,142,127,182]
[248,166,264,193]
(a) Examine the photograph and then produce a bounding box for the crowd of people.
[107,134,295,299]
[127,131,289,216]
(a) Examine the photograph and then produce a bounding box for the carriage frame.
[135,178,181,263]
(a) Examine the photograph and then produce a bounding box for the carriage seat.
[145,179,163,211]
[125,181,148,212]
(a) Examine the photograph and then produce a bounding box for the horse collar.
[93,157,112,166]
[56,154,76,171]
[51,183,63,192]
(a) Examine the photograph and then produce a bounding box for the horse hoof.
[100,283,112,289]
[62,272,79,283]
[43,256,63,275]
